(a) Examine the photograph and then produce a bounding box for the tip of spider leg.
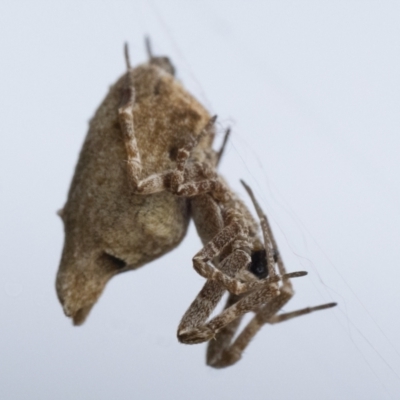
[145,36,153,59]
[124,42,131,70]
[285,271,308,279]
[312,302,338,312]
[325,302,338,308]
[240,180,256,199]
[199,116,218,140]
[208,115,217,127]
[240,179,249,190]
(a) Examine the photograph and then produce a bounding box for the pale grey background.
[1,1,400,399]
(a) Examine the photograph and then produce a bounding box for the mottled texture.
[56,55,214,325]
[56,45,336,368]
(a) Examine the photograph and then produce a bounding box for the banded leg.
[206,279,294,368]
[178,194,243,343]
[177,250,280,344]
[205,181,337,368]
[191,207,281,295]
[206,282,336,368]
[177,194,281,345]
[177,253,242,344]
[118,45,223,196]
[119,80,217,195]
[118,55,142,189]
[176,126,232,201]
[170,116,228,200]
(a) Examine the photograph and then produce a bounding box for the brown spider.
[179,180,336,367]
[55,40,336,368]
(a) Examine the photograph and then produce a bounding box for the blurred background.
[1,1,400,399]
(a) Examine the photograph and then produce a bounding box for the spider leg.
[177,253,241,344]
[206,282,336,368]
[119,45,222,196]
[204,181,337,368]
[128,115,218,196]
[118,58,142,190]
[205,277,293,368]
[216,127,230,166]
[268,302,337,324]
[205,293,243,361]
[177,194,248,344]
[170,127,234,201]
[177,194,281,344]
[177,260,280,344]
[119,73,217,195]
[191,204,279,295]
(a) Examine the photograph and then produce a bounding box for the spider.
[55,40,336,368]
[178,180,336,368]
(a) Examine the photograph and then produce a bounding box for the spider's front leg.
[177,195,281,344]
[119,46,221,197]
[190,207,277,296]
[177,250,280,345]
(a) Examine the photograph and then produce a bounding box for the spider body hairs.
[56,40,336,368]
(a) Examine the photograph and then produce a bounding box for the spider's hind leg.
[206,287,336,368]
[205,182,337,368]
[205,279,294,368]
